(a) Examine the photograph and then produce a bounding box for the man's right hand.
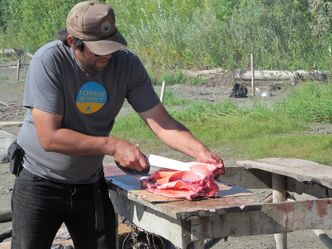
[112,139,149,172]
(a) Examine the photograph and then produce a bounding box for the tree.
[1,0,80,51]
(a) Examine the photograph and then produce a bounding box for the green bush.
[0,0,80,51]
[1,0,331,76]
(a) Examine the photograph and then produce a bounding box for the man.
[12,1,223,249]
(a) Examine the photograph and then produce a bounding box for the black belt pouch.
[7,140,24,175]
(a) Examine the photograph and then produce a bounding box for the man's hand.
[195,148,225,175]
[196,149,223,165]
[112,139,149,172]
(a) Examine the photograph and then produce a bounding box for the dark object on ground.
[229,83,248,98]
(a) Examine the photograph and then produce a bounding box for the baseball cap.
[67,1,127,55]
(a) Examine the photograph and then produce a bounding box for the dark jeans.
[11,168,116,249]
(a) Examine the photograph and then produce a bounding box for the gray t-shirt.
[17,40,160,184]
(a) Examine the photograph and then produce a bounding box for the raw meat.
[141,162,224,200]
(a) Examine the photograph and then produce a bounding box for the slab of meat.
[141,162,224,200]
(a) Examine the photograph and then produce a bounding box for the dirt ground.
[1,77,332,248]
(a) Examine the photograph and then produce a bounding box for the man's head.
[66,1,127,56]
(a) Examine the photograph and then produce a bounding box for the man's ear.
[66,35,75,47]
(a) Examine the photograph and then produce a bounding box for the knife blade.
[147,154,191,171]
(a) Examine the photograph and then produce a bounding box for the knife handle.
[115,161,150,176]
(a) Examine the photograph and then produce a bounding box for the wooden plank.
[290,196,332,248]
[128,189,181,204]
[188,198,332,240]
[159,197,258,220]
[236,158,332,189]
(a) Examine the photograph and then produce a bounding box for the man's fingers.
[113,140,150,172]
[138,156,150,172]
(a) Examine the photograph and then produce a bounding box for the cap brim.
[84,30,127,55]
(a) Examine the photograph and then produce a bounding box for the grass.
[243,134,332,165]
[279,82,332,123]
[162,91,191,107]
[111,81,332,165]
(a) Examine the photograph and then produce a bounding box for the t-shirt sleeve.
[23,50,64,115]
[125,55,160,113]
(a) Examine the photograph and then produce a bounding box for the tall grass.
[110,0,332,77]
[1,0,331,78]
[279,82,332,123]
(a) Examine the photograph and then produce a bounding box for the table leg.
[272,174,287,249]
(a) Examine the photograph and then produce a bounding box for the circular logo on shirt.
[76,82,107,114]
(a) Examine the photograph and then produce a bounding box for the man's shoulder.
[114,48,138,60]
[32,40,68,59]
[112,49,142,66]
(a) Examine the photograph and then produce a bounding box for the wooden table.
[106,158,332,249]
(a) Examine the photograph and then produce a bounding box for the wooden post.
[160,81,166,103]
[272,174,287,249]
[16,59,20,82]
[250,53,255,97]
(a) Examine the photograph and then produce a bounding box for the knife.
[115,154,192,177]
[146,154,192,171]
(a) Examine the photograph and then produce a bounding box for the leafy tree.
[1,0,79,51]
[0,0,331,72]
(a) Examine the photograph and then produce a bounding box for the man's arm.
[139,103,222,164]
[32,108,148,171]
